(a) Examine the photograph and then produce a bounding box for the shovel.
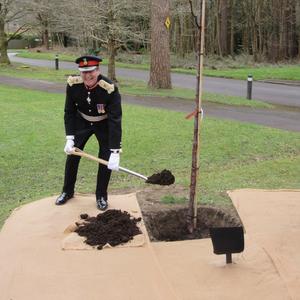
[70,148,175,185]
[71,147,148,180]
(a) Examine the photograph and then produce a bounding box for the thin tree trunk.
[42,28,49,50]
[107,38,117,82]
[175,13,185,58]
[216,0,222,56]
[63,34,68,47]
[252,17,258,61]
[257,1,263,61]
[106,0,117,82]
[172,15,179,54]
[229,0,234,57]
[219,0,228,56]
[296,0,300,58]
[288,0,297,58]
[183,15,189,57]
[278,1,285,60]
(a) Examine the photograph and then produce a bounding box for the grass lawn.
[0,63,272,109]
[15,51,77,63]
[1,84,300,228]
[203,66,300,81]
[15,50,300,81]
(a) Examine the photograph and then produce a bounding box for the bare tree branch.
[188,0,200,29]
[7,23,30,41]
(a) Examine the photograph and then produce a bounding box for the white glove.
[108,152,120,171]
[64,135,75,154]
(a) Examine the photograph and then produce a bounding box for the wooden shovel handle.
[70,147,108,166]
[70,147,148,181]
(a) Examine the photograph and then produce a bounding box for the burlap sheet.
[1,189,300,299]
[0,193,177,300]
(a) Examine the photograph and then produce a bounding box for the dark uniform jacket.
[64,74,122,149]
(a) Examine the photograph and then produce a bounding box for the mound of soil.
[75,209,142,250]
[146,169,175,185]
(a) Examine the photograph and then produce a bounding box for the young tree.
[148,0,171,89]
[187,0,206,232]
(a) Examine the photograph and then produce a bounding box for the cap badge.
[83,58,88,65]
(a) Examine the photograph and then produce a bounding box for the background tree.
[148,0,171,89]
[51,0,148,81]
[22,0,80,49]
[0,0,29,64]
[169,0,300,62]
[171,0,195,58]
[24,0,56,50]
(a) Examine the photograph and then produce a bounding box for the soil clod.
[75,209,142,250]
[146,169,175,185]
[80,213,89,220]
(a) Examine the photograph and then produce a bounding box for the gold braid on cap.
[98,79,115,94]
[67,76,83,86]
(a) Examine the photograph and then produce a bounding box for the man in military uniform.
[55,55,122,210]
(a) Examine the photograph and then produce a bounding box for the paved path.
[1,75,300,132]
[9,53,300,108]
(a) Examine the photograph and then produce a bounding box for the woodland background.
[1,0,300,63]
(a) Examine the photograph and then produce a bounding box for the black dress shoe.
[55,192,74,205]
[96,196,108,211]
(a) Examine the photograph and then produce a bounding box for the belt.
[78,111,108,122]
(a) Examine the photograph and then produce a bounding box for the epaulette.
[67,76,83,86]
[98,79,115,94]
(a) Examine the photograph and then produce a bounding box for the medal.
[87,91,91,104]
[97,104,106,114]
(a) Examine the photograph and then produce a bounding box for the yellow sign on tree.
[165,17,171,29]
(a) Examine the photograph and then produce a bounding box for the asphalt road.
[1,75,300,132]
[8,53,300,108]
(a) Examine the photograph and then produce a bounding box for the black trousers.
[62,120,111,198]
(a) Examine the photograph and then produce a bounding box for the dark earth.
[144,206,241,241]
[136,185,242,242]
[75,209,142,250]
[146,169,175,185]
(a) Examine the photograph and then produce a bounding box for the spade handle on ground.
[71,148,148,181]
